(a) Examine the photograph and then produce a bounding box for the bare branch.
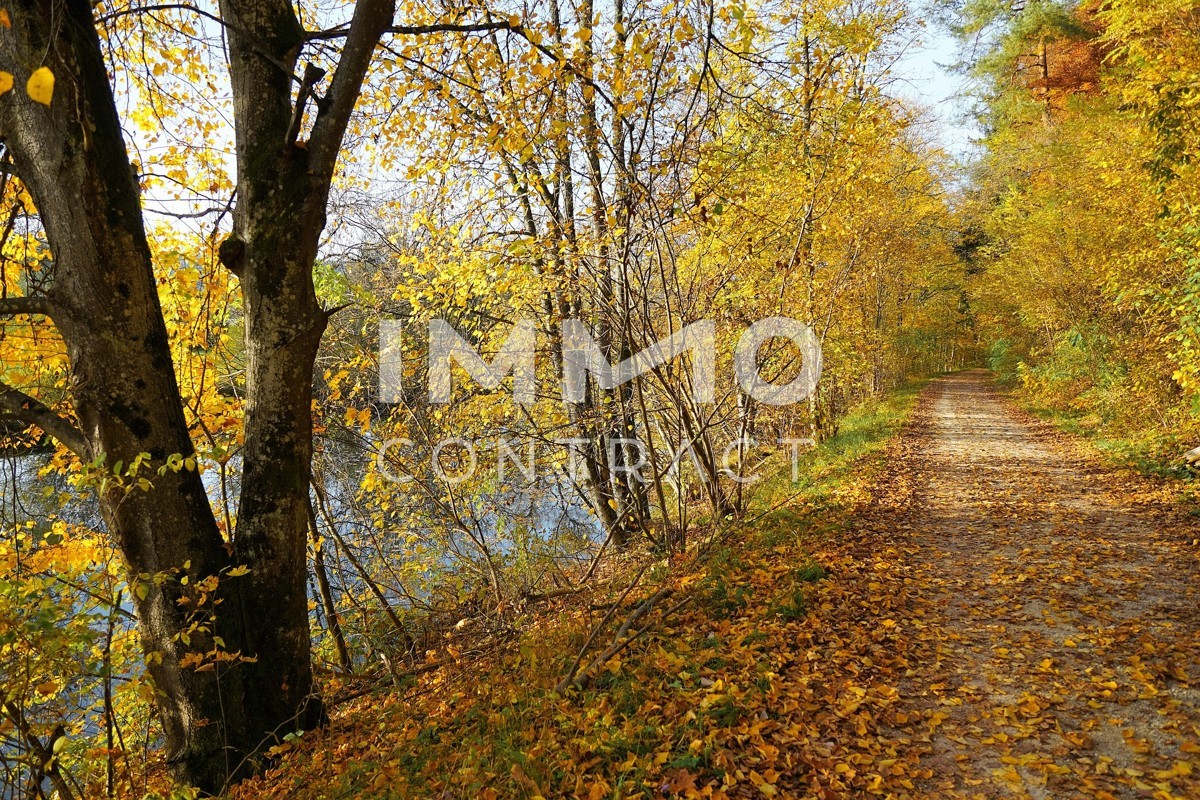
[389,21,519,36]
[555,566,646,692]
[0,381,87,457]
[306,19,520,41]
[96,3,222,27]
[557,584,678,693]
[285,63,327,147]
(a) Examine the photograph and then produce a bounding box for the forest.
[0,0,1198,798]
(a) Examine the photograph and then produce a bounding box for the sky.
[892,14,982,162]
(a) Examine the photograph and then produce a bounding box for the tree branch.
[0,381,87,457]
[307,0,397,182]
[306,19,519,41]
[97,3,221,27]
[2,702,75,800]
[556,585,676,693]
[101,3,302,83]
[389,21,519,36]
[504,26,619,114]
[0,296,54,318]
[285,63,327,147]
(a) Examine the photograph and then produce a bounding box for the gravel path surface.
[898,371,1200,799]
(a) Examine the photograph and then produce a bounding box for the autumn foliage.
[965,0,1200,462]
[0,0,1197,796]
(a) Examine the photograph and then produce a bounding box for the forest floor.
[235,371,1200,800]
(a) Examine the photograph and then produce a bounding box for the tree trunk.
[0,4,250,788]
[0,0,393,792]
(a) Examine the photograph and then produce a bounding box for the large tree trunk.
[215,0,331,747]
[0,4,250,789]
[0,0,392,792]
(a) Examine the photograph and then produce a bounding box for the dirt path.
[896,370,1200,799]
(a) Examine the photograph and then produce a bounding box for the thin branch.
[307,20,521,41]
[555,567,646,692]
[2,702,75,800]
[558,585,677,693]
[505,26,619,114]
[389,21,519,36]
[99,3,301,84]
[96,3,221,27]
[285,63,327,147]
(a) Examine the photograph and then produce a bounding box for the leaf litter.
[234,371,1200,799]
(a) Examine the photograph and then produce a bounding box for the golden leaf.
[26,66,53,106]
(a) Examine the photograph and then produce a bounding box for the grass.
[697,381,925,619]
[1022,403,1195,480]
[750,380,926,546]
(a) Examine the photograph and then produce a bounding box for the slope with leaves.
[229,385,930,799]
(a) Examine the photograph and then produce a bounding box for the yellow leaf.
[0,10,9,29]
[26,67,54,106]
[1153,761,1193,780]
[227,565,251,577]
[0,72,12,95]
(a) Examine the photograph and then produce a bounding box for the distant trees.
[352,0,970,558]
[962,0,1200,453]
